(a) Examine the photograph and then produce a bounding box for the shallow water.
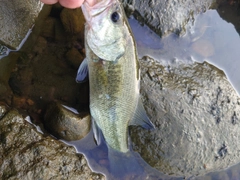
[63,9,240,180]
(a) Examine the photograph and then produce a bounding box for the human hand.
[40,0,97,9]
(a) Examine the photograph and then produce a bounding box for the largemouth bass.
[77,0,154,153]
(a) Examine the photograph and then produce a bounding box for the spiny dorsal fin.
[129,98,155,129]
[76,58,88,83]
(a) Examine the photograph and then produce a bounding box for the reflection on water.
[63,9,240,180]
[130,10,240,97]
[63,129,181,180]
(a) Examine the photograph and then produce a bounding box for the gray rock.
[129,56,240,177]
[122,0,215,36]
[44,102,91,141]
[0,110,104,180]
[0,0,43,49]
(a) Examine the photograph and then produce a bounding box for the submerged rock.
[0,103,8,120]
[44,102,91,141]
[130,56,240,177]
[66,47,84,69]
[122,0,215,36]
[0,110,104,180]
[60,8,85,36]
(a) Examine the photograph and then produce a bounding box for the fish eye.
[111,12,120,23]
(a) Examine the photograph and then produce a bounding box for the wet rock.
[0,81,8,97]
[54,19,68,42]
[60,8,85,36]
[0,52,20,102]
[0,103,8,119]
[66,47,84,69]
[130,56,240,177]
[0,110,104,180]
[40,14,68,42]
[44,102,91,141]
[122,0,215,36]
[40,17,56,39]
[32,36,48,54]
[9,40,86,109]
[12,96,35,110]
[0,0,43,49]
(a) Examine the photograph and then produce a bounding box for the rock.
[54,19,68,42]
[40,16,68,42]
[129,56,240,177]
[122,0,215,36]
[44,102,91,141]
[8,39,87,108]
[0,52,20,102]
[0,103,8,119]
[66,47,84,69]
[40,17,56,39]
[60,8,85,36]
[0,0,43,49]
[32,36,48,54]
[12,96,35,109]
[0,110,104,180]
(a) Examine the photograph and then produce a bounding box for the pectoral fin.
[129,99,155,129]
[76,58,88,83]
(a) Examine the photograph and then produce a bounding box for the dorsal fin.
[76,58,88,83]
[129,98,155,129]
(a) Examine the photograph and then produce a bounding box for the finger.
[59,0,84,8]
[40,0,58,4]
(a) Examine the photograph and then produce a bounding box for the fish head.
[82,0,127,61]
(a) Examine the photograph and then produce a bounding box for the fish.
[76,0,155,153]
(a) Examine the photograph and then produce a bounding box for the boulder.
[129,56,240,177]
[0,109,104,180]
[44,102,91,141]
[0,0,43,49]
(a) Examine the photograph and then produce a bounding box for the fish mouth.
[81,0,114,22]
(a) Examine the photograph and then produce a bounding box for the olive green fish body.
[78,0,154,153]
[86,29,138,152]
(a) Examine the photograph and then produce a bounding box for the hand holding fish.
[40,0,97,8]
